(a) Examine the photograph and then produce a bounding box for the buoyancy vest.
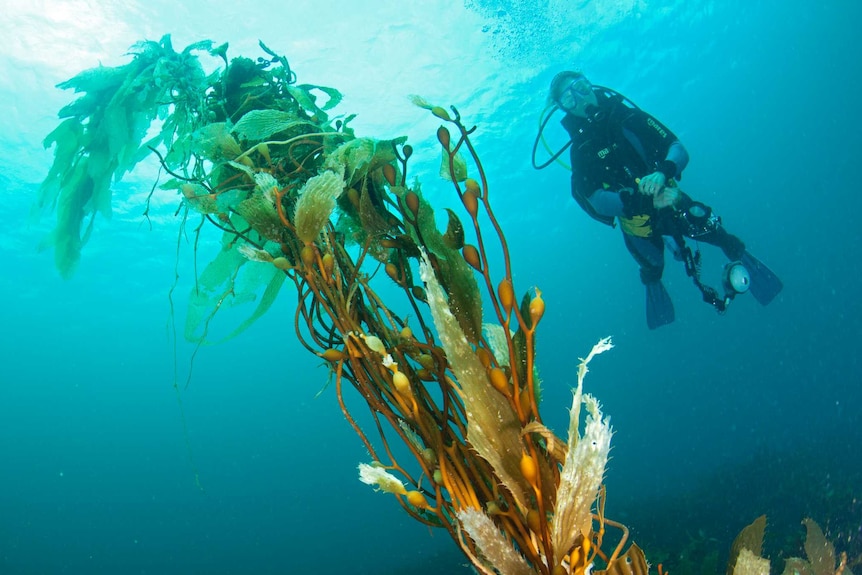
[561,87,679,228]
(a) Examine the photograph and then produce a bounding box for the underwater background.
[1,1,860,573]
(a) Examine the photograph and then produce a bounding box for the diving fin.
[645,281,675,329]
[740,251,783,306]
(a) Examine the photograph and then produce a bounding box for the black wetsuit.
[560,86,744,284]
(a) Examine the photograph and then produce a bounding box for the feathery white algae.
[550,337,613,566]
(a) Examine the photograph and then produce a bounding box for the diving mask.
[557,78,592,112]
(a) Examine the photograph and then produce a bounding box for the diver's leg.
[696,226,746,261]
[700,225,782,304]
[660,194,746,260]
[674,201,783,305]
[738,251,784,305]
[623,233,674,329]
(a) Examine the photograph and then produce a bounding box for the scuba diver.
[533,71,783,329]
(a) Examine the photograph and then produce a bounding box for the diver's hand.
[653,186,681,209]
[638,171,666,196]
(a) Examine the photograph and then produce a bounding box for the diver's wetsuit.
[560,86,744,284]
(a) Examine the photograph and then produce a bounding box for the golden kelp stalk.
[36,37,643,574]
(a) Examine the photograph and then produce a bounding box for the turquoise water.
[1,2,860,573]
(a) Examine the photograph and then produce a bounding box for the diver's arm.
[573,177,623,217]
[570,141,625,222]
[587,189,625,217]
[641,140,689,196]
[659,140,689,179]
[624,105,688,194]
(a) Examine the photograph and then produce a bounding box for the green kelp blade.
[231,110,318,142]
[388,181,482,342]
[34,118,84,217]
[434,253,483,343]
[359,182,395,238]
[301,85,342,111]
[287,84,343,121]
[509,290,541,404]
[324,137,406,187]
[440,143,468,182]
[510,292,531,385]
[441,208,465,250]
[55,64,130,114]
[185,239,288,344]
[48,158,91,277]
[191,123,242,162]
[185,242,244,342]
[215,267,285,343]
[235,187,284,242]
[39,36,213,277]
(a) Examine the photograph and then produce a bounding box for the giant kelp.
[36,36,625,574]
[35,37,851,575]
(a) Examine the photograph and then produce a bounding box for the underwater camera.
[679,201,721,237]
[701,260,751,313]
[680,246,752,313]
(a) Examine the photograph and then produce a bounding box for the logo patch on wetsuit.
[647,118,667,139]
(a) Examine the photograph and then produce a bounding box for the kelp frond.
[419,249,530,513]
[35,34,212,277]
[458,508,537,575]
[293,166,345,245]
